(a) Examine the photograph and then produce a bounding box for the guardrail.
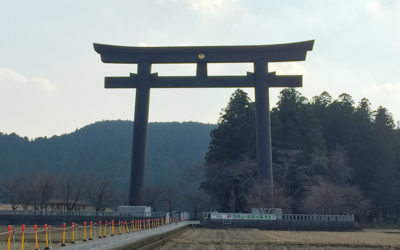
[281,214,354,222]
[0,210,164,218]
[203,212,354,222]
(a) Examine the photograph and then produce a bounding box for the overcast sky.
[1,0,399,138]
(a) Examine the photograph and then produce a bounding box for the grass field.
[157,228,400,250]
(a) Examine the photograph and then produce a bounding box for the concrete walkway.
[55,221,197,250]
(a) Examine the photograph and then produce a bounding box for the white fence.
[281,214,354,222]
[204,212,354,222]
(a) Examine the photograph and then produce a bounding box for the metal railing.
[203,212,354,222]
[0,209,163,218]
[281,214,354,222]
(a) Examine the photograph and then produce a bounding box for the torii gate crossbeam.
[94,40,314,207]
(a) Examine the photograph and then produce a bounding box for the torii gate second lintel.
[94,40,314,207]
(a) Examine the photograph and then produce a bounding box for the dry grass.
[157,228,400,250]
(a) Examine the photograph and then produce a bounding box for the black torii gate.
[94,40,314,207]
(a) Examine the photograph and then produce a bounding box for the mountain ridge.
[0,120,216,190]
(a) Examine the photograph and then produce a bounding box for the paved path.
[56,221,196,250]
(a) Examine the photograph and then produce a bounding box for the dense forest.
[202,89,400,224]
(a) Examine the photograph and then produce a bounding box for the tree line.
[201,88,400,224]
[0,174,118,211]
[0,169,210,217]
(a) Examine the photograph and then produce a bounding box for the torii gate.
[94,40,314,207]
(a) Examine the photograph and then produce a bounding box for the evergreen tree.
[351,98,376,193]
[312,91,332,148]
[202,89,257,212]
[372,107,400,218]
[205,89,256,164]
[322,93,356,151]
[274,88,326,161]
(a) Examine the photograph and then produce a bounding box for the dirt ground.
[157,228,400,250]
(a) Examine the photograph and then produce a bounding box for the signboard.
[180,211,190,221]
[210,212,278,220]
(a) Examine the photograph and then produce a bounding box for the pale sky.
[1,0,399,138]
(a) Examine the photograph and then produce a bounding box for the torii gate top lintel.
[93,40,314,89]
[94,40,314,64]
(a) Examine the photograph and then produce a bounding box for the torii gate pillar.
[254,60,273,206]
[130,62,151,205]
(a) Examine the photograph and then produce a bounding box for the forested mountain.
[0,121,215,190]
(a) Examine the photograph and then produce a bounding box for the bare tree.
[301,181,370,215]
[246,182,292,213]
[273,149,318,204]
[179,165,211,218]
[143,185,165,211]
[57,175,85,210]
[29,174,57,210]
[201,158,256,212]
[0,176,27,210]
[327,145,353,185]
[163,186,182,213]
[86,177,116,211]
[181,190,210,220]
